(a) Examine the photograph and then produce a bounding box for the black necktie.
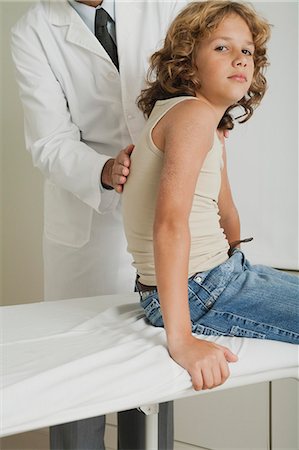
[95,8,119,70]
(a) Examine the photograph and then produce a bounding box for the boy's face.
[195,13,255,107]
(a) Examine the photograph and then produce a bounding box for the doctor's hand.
[101,144,134,193]
[168,335,238,391]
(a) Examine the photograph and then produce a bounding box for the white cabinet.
[174,379,298,450]
[174,383,269,450]
[272,379,298,450]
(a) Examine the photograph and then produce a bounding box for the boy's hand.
[169,335,238,391]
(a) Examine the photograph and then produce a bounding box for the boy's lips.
[228,73,247,82]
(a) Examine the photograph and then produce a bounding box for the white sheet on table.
[1,294,298,437]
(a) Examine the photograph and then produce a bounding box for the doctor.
[11,0,186,449]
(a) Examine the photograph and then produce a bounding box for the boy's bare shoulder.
[165,98,217,128]
[160,98,217,153]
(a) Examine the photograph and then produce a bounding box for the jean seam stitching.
[210,309,299,337]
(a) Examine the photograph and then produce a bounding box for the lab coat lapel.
[49,1,113,63]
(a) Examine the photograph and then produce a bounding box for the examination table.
[1,293,298,449]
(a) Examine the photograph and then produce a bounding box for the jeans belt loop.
[136,279,157,295]
[228,237,253,257]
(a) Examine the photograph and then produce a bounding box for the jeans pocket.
[230,325,266,339]
[141,295,163,327]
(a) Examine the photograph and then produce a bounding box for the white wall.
[0,4,4,306]
[1,1,43,307]
[227,1,298,270]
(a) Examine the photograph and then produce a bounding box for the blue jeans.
[140,250,299,344]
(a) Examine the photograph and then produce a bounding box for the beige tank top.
[122,96,229,285]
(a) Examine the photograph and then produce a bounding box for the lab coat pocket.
[44,181,93,248]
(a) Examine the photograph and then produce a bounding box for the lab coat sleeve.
[11,24,119,214]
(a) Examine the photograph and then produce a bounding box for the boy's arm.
[153,100,237,391]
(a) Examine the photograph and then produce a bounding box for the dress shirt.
[69,0,116,43]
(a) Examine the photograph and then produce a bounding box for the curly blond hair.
[137,1,271,130]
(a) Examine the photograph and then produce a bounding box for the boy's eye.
[215,45,228,52]
[242,49,253,56]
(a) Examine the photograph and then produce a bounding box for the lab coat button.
[107,72,117,80]
[127,113,135,120]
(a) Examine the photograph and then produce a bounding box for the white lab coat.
[11,0,186,300]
